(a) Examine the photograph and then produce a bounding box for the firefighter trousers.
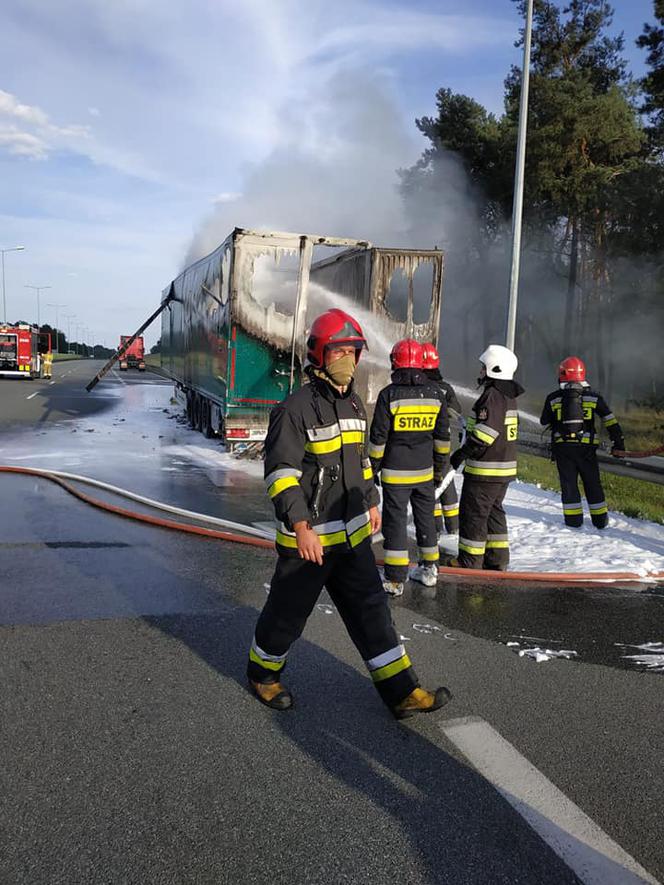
[457,480,509,570]
[248,540,419,708]
[434,481,459,535]
[382,482,439,583]
[554,445,608,529]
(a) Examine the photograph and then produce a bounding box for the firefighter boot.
[409,564,439,587]
[393,686,452,720]
[249,680,293,711]
[383,580,404,597]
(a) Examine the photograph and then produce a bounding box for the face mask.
[325,353,357,387]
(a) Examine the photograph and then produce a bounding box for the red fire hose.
[2,465,663,585]
[612,446,664,459]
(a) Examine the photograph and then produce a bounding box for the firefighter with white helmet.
[248,309,452,719]
[369,338,450,595]
[540,356,624,529]
[449,344,523,570]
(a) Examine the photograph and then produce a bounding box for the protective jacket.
[264,368,378,558]
[453,379,524,483]
[368,368,450,485]
[540,383,624,449]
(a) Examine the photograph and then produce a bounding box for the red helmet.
[307,309,367,368]
[391,338,423,370]
[421,342,439,370]
[559,356,586,383]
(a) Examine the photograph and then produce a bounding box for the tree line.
[401,0,664,408]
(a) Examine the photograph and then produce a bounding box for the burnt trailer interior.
[160,228,443,450]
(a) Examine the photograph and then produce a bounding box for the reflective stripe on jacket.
[264,371,379,557]
[540,384,624,447]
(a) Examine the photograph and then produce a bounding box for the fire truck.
[0,324,51,379]
[118,335,146,371]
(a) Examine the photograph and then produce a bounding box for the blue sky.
[0,0,657,346]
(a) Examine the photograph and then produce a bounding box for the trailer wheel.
[186,391,195,427]
[201,399,214,439]
[192,394,203,432]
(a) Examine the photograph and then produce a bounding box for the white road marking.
[440,716,660,885]
[49,381,55,385]
[26,392,38,400]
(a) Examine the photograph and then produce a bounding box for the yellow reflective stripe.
[420,550,439,562]
[368,443,385,457]
[382,471,434,484]
[384,554,410,566]
[349,521,372,547]
[473,428,497,445]
[370,654,412,683]
[318,531,347,547]
[433,506,443,517]
[604,417,618,427]
[268,476,300,498]
[458,541,486,555]
[304,436,341,454]
[485,540,509,549]
[589,506,608,514]
[434,440,450,453]
[464,466,517,476]
[391,405,440,415]
[276,531,298,548]
[363,466,373,480]
[444,507,459,517]
[563,507,583,515]
[342,431,363,445]
[249,648,284,671]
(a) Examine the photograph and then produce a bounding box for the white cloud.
[0,88,90,160]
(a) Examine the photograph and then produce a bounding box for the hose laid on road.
[613,446,664,459]
[2,464,663,585]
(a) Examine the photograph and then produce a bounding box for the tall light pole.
[25,285,52,328]
[506,0,534,352]
[1,246,25,324]
[46,301,67,353]
[64,313,76,354]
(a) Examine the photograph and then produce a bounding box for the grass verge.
[52,353,82,362]
[517,451,664,526]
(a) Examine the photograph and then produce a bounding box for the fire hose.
[1,465,663,585]
[612,445,664,459]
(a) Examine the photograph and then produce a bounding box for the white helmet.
[479,345,518,380]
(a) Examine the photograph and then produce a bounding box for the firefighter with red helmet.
[369,338,450,595]
[540,357,624,529]
[421,342,461,536]
[248,309,452,719]
[449,345,523,570]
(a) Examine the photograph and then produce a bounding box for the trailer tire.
[192,394,203,432]
[201,399,214,439]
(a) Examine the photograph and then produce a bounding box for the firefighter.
[248,309,451,719]
[449,345,523,570]
[369,339,450,595]
[540,356,624,529]
[422,342,461,536]
[42,350,53,379]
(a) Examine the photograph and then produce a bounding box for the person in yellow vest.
[42,350,53,379]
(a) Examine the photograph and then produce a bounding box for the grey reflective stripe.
[459,536,486,549]
[346,511,370,535]
[338,417,366,431]
[390,398,441,410]
[562,502,582,508]
[487,533,509,542]
[582,396,598,403]
[474,422,499,439]
[466,460,517,470]
[588,501,607,510]
[306,422,340,441]
[368,442,386,456]
[382,467,433,479]
[602,413,615,422]
[550,397,562,406]
[313,519,346,534]
[442,503,458,512]
[265,467,302,488]
[366,644,406,671]
[277,521,296,537]
[362,457,371,468]
[251,639,287,663]
[505,410,519,418]
[418,546,439,556]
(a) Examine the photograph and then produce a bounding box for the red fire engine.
[0,324,51,379]
[118,335,146,371]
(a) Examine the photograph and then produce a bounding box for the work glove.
[450,449,465,470]
[433,472,444,488]
[611,439,625,457]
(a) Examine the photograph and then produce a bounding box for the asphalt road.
[0,371,662,884]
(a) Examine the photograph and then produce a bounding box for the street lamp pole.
[1,246,25,324]
[506,0,534,352]
[25,285,52,328]
[46,302,67,353]
[64,314,76,354]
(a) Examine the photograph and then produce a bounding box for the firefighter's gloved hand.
[450,449,465,470]
[293,521,324,566]
[611,440,625,457]
[433,472,444,488]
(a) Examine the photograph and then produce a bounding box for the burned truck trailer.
[160,228,443,449]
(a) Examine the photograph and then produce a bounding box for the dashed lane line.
[26,392,38,400]
[440,716,660,885]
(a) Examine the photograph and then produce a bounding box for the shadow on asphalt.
[148,606,646,884]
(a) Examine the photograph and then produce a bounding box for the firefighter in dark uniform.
[422,342,461,536]
[248,309,451,719]
[540,356,624,529]
[449,345,523,570]
[369,339,450,595]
